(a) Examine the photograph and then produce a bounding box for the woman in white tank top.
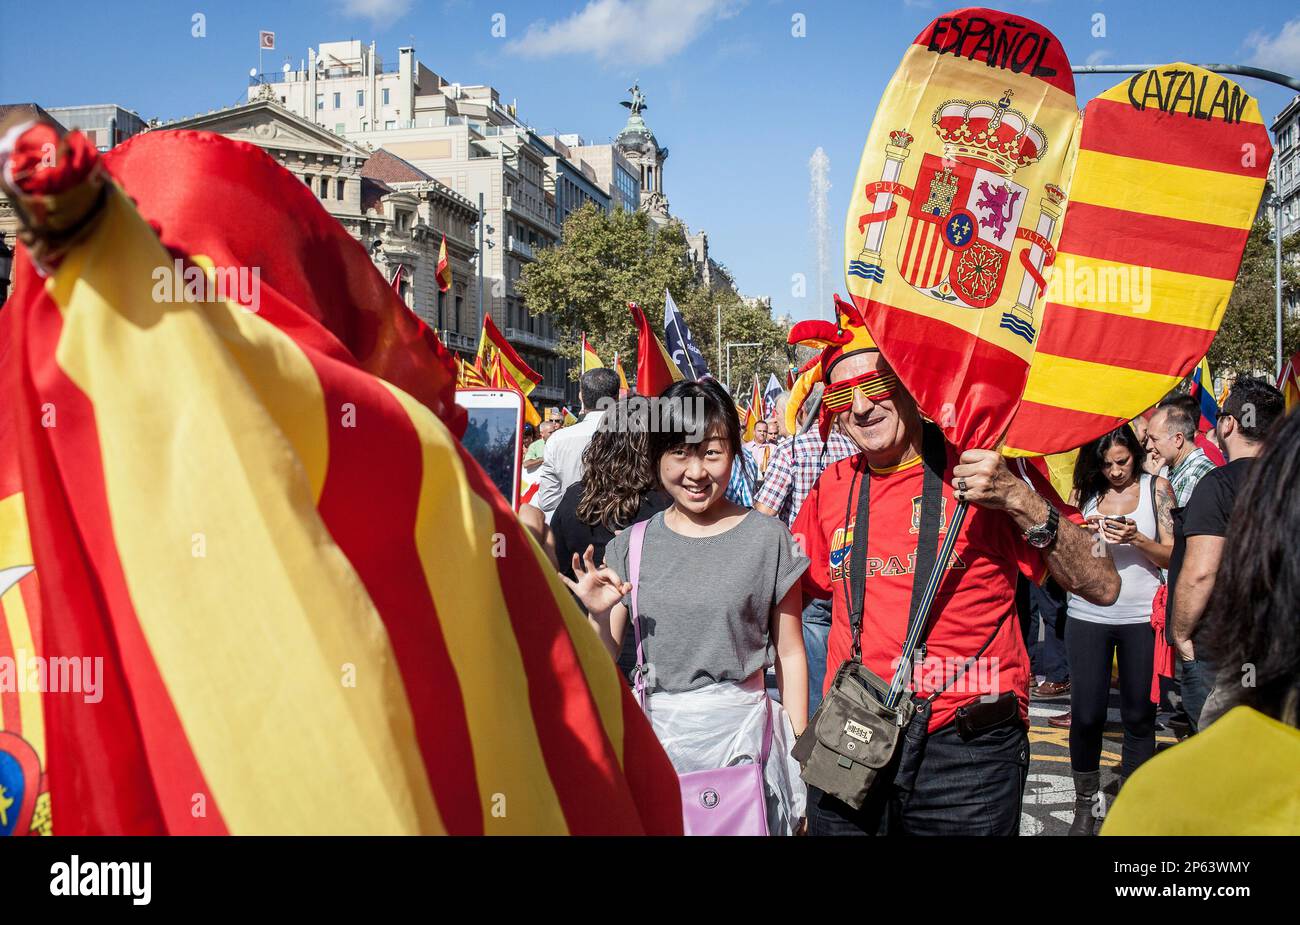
[1062,424,1175,835]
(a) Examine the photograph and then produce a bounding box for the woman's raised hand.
[558,544,632,616]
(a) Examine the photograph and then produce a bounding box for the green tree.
[1208,218,1300,377]
[517,204,794,392]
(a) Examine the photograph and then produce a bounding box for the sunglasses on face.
[823,370,900,412]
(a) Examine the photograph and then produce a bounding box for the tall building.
[1271,94,1299,318]
[45,104,147,152]
[1273,95,1299,240]
[256,41,611,403]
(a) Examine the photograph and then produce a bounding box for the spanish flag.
[478,314,542,396]
[629,301,682,397]
[742,374,764,441]
[560,407,580,427]
[436,234,451,293]
[580,333,604,373]
[614,351,630,395]
[1280,350,1300,413]
[0,124,681,835]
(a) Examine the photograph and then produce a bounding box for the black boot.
[1069,770,1101,836]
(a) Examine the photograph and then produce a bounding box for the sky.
[3,0,1298,323]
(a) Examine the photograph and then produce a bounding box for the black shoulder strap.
[846,461,870,661]
[908,423,948,645]
[846,422,947,663]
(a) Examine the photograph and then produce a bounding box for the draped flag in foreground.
[629,301,683,397]
[0,124,681,835]
[436,234,451,293]
[843,7,1270,457]
[580,332,604,373]
[0,356,51,836]
[663,289,709,380]
[1280,350,1300,413]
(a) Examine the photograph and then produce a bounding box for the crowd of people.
[510,344,1297,836]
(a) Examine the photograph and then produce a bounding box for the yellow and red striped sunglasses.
[823,370,900,412]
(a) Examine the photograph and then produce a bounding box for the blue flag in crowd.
[763,373,783,413]
[663,289,710,380]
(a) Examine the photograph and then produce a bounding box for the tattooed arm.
[1130,476,1175,569]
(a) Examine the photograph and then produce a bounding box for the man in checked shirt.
[754,384,858,718]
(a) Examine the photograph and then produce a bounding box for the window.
[356,90,365,107]
[320,176,330,198]
[333,92,341,109]
[437,290,445,329]
[454,296,463,330]
[382,88,390,106]
[385,120,396,130]
[336,178,345,201]
[316,95,324,111]
[334,123,345,135]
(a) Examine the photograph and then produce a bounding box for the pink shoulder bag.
[627,519,772,836]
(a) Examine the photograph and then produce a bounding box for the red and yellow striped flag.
[478,314,542,396]
[436,234,451,293]
[0,361,51,836]
[1003,65,1272,456]
[613,350,630,394]
[0,125,681,835]
[580,332,604,373]
[743,374,763,441]
[1280,350,1300,413]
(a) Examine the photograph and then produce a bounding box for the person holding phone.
[1065,425,1175,835]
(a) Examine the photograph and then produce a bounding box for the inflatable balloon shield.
[844,8,1272,454]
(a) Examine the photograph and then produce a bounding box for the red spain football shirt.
[792,449,1078,733]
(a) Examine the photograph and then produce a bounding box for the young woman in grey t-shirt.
[561,379,809,833]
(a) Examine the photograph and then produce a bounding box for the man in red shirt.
[790,303,1119,835]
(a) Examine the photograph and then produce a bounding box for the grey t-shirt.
[604,510,809,693]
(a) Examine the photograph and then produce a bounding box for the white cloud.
[335,0,413,22]
[1085,49,1112,66]
[507,0,743,67]
[1243,16,1300,73]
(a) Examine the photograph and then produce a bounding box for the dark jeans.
[802,598,832,720]
[1181,656,1216,733]
[1066,617,1156,778]
[1028,580,1069,683]
[806,700,1030,836]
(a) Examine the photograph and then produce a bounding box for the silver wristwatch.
[1024,504,1060,549]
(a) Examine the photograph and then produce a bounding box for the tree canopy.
[516,204,793,395]
[1208,218,1299,378]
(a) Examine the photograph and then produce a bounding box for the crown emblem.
[889,130,914,149]
[931,89,1047,175]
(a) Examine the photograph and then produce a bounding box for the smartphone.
[455,389,524,510]
[1104,516,1132,525]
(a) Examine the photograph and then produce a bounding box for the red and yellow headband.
[785,294,883,436]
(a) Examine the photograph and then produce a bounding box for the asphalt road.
[1020,687,1181,836]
